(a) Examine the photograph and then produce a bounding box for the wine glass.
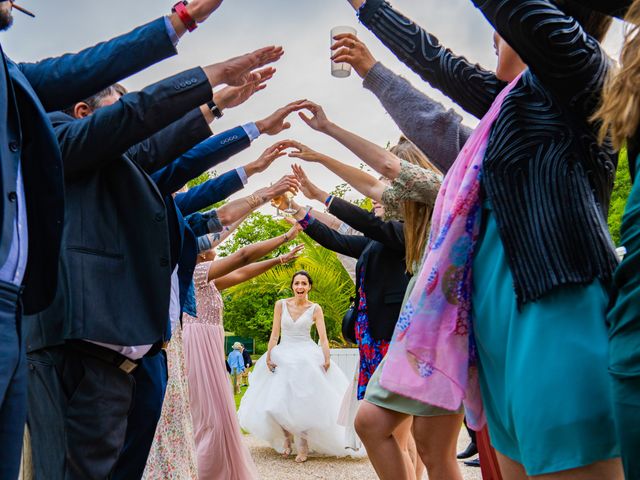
[282,191,297,214]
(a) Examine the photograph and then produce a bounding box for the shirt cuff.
[164,16,180,47]
[298,211,312,230]
[241,122,261,142]
[236,166,249,185]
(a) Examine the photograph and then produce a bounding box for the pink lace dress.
[182,261,258,480]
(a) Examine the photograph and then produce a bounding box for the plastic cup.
[331,26,357,78]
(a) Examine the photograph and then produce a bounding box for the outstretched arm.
[284,143,386,201]
[267,301,283,371]
[206,226,300,281]
[215,245,303,291]
[329,32,471,173]
[471,0,609,116]
[313,306,331,371]
[346,0,504,119]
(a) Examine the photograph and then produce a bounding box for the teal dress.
[472,202,619,476]
[607,152,640,479]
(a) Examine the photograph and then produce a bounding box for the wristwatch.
[207,99,223,119]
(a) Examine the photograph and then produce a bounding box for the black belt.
[66,340,139,374]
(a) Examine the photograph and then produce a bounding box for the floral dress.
[355,269,390,400]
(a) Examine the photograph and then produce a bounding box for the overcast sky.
[2,0,625,212]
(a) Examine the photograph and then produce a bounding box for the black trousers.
[27,345,135,480]
[0,281,24,480]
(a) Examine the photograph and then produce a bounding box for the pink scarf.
[379,75,522,430]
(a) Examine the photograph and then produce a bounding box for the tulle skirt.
[238,337,359,457]
[183,321,258,480]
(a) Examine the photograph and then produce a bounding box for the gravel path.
[243,428,482,480]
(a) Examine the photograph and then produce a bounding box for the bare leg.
[533,458,623,480]
[355,401,412,480]
[393,416,418,480]
[496,451,623,480]
[495,451,528,480]
[281,428,293,458]
[412,413,464,480]
[406,422,425,479]
[295,434,309,463]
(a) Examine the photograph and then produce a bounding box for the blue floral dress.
[355,268,389,400]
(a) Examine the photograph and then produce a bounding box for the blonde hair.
[389,137,441,274]
[595,0,640,149]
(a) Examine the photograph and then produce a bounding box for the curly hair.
[595,0,640,148]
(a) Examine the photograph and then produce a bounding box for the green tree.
[608,148,632,246]
[222,233,354,350]
[217,212,290,258]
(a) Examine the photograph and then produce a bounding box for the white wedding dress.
[238,301,356,457]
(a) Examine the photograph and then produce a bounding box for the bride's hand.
[323,360,330,372]
[267,358,277,372]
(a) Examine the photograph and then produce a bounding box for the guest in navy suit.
[0,0,237,476]
[23,42,285,476]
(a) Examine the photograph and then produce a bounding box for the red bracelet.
[172,1,197,32]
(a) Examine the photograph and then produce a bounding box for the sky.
[2,0,626,212]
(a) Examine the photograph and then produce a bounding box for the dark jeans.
[112,352,168,480]
[27,345,135,480]
[0,281,24,480]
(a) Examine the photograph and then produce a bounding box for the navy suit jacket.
[24,66,219,351]
[151,126,250,321]
[0,18,179,313]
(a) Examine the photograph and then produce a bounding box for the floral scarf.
[379,74,522,430]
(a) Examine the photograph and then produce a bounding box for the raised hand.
[345,0,365,10]
[280,140,327,163]
[245,143,288,177]
[205,46,284,88]
[261,175,300,201]
[291,164,325,202]
[185,0,225,23]
[279,244,304,264]
[256,100,308,136]
[213,67,275,110]
[296,101,332,133]
[331,33,377,78]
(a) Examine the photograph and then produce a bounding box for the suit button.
[9,142,18,153]
[159,257,169,267]
[155,212,165,222]
[7,191,17,202]
[179,82,187,88]
[190,77,197,83]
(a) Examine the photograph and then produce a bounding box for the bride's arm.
[266,301,283,371]
[313,305,331,372]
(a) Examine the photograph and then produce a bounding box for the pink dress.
[182,261,258,480]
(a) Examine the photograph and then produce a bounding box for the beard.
[0,5,13,31]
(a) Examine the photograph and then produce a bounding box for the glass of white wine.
[282,191,297,214]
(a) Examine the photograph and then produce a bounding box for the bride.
[238,271,355,462]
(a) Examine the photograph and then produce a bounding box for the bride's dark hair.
[290,270,313,289]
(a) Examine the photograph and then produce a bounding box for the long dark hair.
[290,270,313,289]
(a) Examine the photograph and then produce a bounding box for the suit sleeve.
[303,216,370,259]
[19,18,178,112]
[127,108,213,174]
[150,126,250,197]
[328,197,405,252]
[471,0,609,117]
[173,169,244,215]
[358,0,505,119]
[54,67,213,178]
